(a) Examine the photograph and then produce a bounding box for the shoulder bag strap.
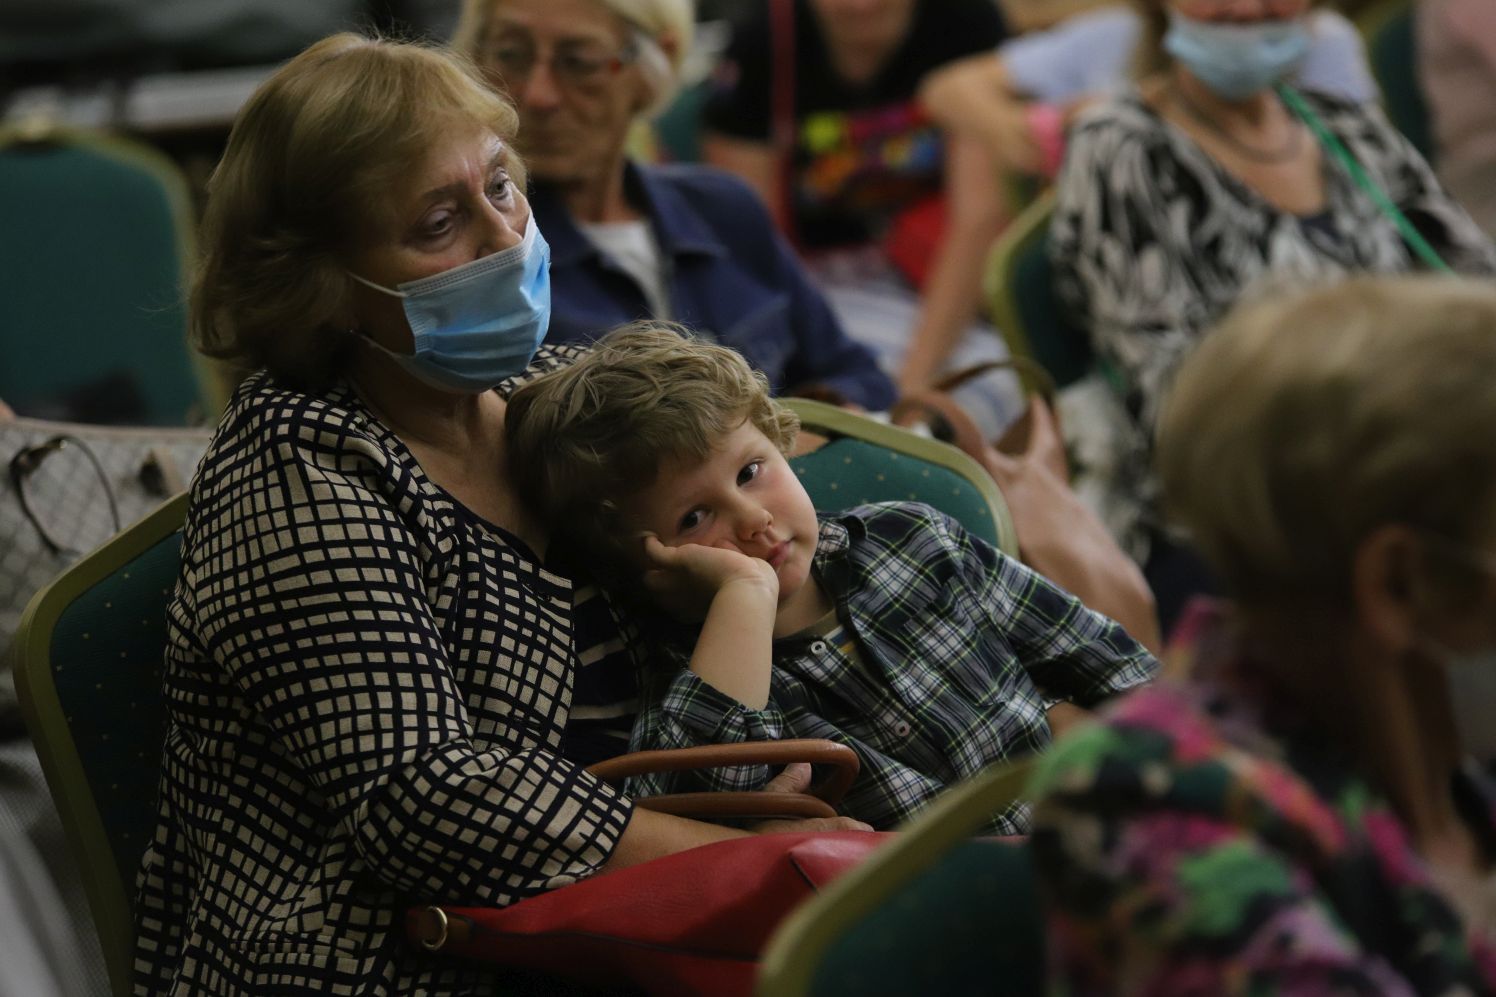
[769,0,801,248]
[1277,83,1450,273]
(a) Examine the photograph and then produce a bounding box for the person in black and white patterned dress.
[132,33,867,997]
[1049,0,1496,628]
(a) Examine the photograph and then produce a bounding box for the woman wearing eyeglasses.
[451,0,896,412]
[1049,0,1496,631]
[1029,275,1496,992]
[134,34,867,996]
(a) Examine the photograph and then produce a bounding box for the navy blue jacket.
[530,162,896,410]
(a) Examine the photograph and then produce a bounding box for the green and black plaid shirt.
[626,502,1158,832]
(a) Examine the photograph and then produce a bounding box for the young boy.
[505,324,1157,832]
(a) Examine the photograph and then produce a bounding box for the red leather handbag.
[407,739,885,995]
[407,831,892,996]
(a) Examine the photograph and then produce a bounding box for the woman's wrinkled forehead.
[351,125,522,241]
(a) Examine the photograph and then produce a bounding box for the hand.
[753,815,875,834]
[1044,701,1092,739]
[979,402,1162,653]
[975,100,1044,176]
[641,534,778,621]
[750,763,875,834]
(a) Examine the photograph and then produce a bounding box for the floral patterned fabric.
[1028,602,1496,995]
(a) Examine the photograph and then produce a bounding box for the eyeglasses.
[484,37,641,93]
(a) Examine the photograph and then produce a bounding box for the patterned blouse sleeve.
[1051,109,1219,427]
[1028,713,1413,995]
[1329,97,1496,275]
[183,402,631,905]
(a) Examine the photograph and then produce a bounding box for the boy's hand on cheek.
[641,535,779,621]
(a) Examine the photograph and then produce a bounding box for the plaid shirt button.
[893,720,912,737]
[809,640,829,655]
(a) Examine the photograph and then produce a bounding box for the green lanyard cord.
[1276,82,1451,273]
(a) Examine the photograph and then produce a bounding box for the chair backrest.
[758,759,1042,996]
[784,399,1018,556]
[0,123,213,425]
[1358,0,1433,163]
[10,492,188,997]
[984,192,1094,392]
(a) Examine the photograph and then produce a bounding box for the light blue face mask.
[349,214,552,394]
[1438,643,1496,763]
[1164,12,1311,102]
[1417,539,1496,762]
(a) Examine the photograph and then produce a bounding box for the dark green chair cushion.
[0,140,199,424]
[47,530,180,892]
[1368,7,1434,163]
[789,437,1001,548]
[1012,232,1093,390]
[809,839,1043,996]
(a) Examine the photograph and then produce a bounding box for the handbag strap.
[769,0,801,248]
[586,738,860,813]
[1276,83,1451,273]
[928,356,1058,404]
[890,356,1062,465]
[890,390,990,464]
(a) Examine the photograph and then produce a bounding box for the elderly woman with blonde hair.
[451,0,896,410]
[136,32,864,996]
[1029,274,1496,992]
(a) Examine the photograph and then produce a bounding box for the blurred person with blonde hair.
[452,0,896,410]
[1029,274,1496,992]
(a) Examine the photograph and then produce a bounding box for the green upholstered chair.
[0,123,218,425]
[1357,0,1434,163]
[758,759,1041,997]
[10,492,188,997]
[784,399,1019,556]
[6,408,1016,997]
[983,192,1093,394]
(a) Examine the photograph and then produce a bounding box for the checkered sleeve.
[186,409,631,905]
[626,654,786,797]
[936,512,1159,707]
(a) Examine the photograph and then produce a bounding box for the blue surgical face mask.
[1415,538,1496,762]
[349,214,552,394]
[1164,12,1311,102]
[1419,634,1496,764]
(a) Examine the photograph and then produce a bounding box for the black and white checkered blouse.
[132,353,636,995]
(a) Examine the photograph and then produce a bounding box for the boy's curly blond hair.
[506,323,800,572]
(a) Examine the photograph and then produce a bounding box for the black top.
[704,0,1005,248]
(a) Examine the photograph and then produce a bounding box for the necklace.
[1169,86,1305,164]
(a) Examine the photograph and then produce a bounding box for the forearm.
[1044,700,1092,739]
[690,579,778,709]
[919,54,1013,138]
[601,806,749,873]
[900,213,1008,390]
[900,135,1010,390]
